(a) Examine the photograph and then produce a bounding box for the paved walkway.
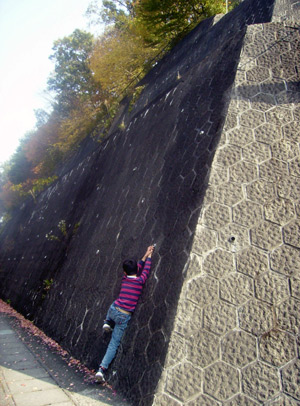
[0,313,129,406]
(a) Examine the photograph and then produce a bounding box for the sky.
[0,0,103,166]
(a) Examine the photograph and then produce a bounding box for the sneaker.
[95,368,105,383]
[103,323,113,332]
[103,319,115,332]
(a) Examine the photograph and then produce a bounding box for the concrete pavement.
[0,312,129,406]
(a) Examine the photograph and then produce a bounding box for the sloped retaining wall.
[153,13,300,406]
[1,0,299,405]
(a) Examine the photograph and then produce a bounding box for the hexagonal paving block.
[270,244,300,277]
[290,276,300,300]
[289,157,300,177]
[224,393,260,406]
[187,275,219,307]
[203,301,236,336]
[227,98,244,115]
[259,158,289,181]
[254,122,282,144]
[153,394,181,406]
[242,361,280,402]
[193,225,217,255]
[282,121,300,142]
[281,359,300,401]
[266,107,293,130]
[255,271,290,305]
[209,164,229,186]
[215,181,244,206]
[259,330,297,367]
[204,361,239,401]
[246,179,276,203]
[202,203,231,230]
[271,139,299,162]
[165,332,187,368]
[230,160,258,184]
[255,25,276,44]
[233,200,263,227]
[277,176,300,202]
[235,82,260,99]
[202,249,235,279]
[240,109,265,129]
[276,91,297,107]
[202,185,215,206]
[214,144,242,167]
[174,299,202,337]
[186,253,202,280]
[257,49,281,67]
[187,394,220,406]
[186,329,220,368]
[223,112,239,133]
[250,92,276,111]
[276,298,300,334]
[166,362,202,402]
[246,66,270,82]
[283,218,300,248]
[239,299,274,336]
[236,246,269,279]
[242,141,271,163]
[218,223,250,252]
[274,54,298,80]
[220,273,254,305]
[233,69,246,85]
[261,78,286,96]
[267,394,300,406]
[227,127,254,147]
[251,221,282,251]
[292,105,300,122]
[221,330,257,368]
[242,40,266,59]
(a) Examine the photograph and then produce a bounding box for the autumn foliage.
[0,0,237,217]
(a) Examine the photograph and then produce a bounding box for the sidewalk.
[0,306,129,406]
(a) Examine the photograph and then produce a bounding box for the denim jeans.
[100,303,131,369]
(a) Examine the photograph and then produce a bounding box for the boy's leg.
[100,316,130,369]
[100,309,131,369]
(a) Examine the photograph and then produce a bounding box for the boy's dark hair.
[123,259,138,275]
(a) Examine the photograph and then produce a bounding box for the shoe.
[103,319,115,332]
[95,368,105,383]
[103,323,113,332]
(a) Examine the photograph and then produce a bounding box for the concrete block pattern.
[1,1,299,405]
[154,9,300,405]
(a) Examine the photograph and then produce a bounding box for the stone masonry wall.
[1,0,299,405]
[153,11,300,406]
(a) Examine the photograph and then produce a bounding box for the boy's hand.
[142,245,155,260]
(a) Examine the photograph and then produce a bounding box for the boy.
[95,245,155,382]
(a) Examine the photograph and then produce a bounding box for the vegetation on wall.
[0,0,239,218]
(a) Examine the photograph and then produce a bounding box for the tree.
[90,23,158,97]
[134,0,226,44]
[6,135,34,184]
[34,109,50,128]
[47,29,96,114]
[86,0,135,27]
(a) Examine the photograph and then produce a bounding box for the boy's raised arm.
[141,245,154,262]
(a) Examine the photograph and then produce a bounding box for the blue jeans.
[100,303,131,369]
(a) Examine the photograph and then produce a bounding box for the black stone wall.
[0,0,277,404]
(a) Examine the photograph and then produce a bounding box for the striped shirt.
[114,257,152,313]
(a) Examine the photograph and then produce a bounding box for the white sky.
[0,0,103,166]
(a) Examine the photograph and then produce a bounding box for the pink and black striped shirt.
[114,257,152,313]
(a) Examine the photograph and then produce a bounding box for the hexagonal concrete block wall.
[153,9,300,406]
